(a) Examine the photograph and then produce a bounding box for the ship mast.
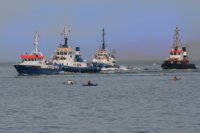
[173,26,181,49]
[34,32,39,54]
[102,28,106,50]
[63,24,69,48]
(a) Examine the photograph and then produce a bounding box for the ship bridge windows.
[23,58,38,61]
[57,51,68,55]
[171,52,181,55]
[98,53,106,56]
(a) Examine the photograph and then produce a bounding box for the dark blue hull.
[13,65,62,75]
[62,66,100,73]
[161,61,196,69]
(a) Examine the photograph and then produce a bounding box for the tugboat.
[51,25,100,73]
[13,32,62,75]
[92,28,119,71]
[161,26,196,69]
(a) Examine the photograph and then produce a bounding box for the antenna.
[173,26,181,49]
[102,28,106,50]
[63,24,69,47]
[34,32,39,54]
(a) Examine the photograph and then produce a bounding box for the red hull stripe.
[98,50,108,52]
[170,50,183,52]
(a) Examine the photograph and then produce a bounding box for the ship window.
[31,59,34,61]
[64,51,67,55]
[174,52,176,55]
[57,52,59,55]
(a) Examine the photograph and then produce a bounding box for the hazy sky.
[1,0,200,62]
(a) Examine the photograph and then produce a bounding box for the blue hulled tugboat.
[51,25,100,73]
[92,28,119,71]
[161,26,196,69]
[13,32,62,75]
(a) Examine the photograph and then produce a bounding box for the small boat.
[161,26,196,69]
[170,76,182,81]
[170,77,181,81]
[13,32,62,75]
[92,28,119,71]
[51,25,100,73]
[82,83,98,86]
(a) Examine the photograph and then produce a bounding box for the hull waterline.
[13,65,62,75]
[62,66,100,73]
[161,61,196,69]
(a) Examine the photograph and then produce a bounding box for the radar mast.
[173,26,181,49]
[102,28,106,50]
[34,32,39,54]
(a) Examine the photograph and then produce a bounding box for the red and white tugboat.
[161,26,196,69]
[13,32,62,75]
[92,28,118,71]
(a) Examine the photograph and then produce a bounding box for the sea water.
[0,62,200,133]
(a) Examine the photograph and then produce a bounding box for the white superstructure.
[92,28,117,68]
[51,25,88,67]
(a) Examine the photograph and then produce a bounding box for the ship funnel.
[182,47,186,52]
[75,47,83,62]
[75,47,80,52]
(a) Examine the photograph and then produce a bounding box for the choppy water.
[1,62,200,133]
